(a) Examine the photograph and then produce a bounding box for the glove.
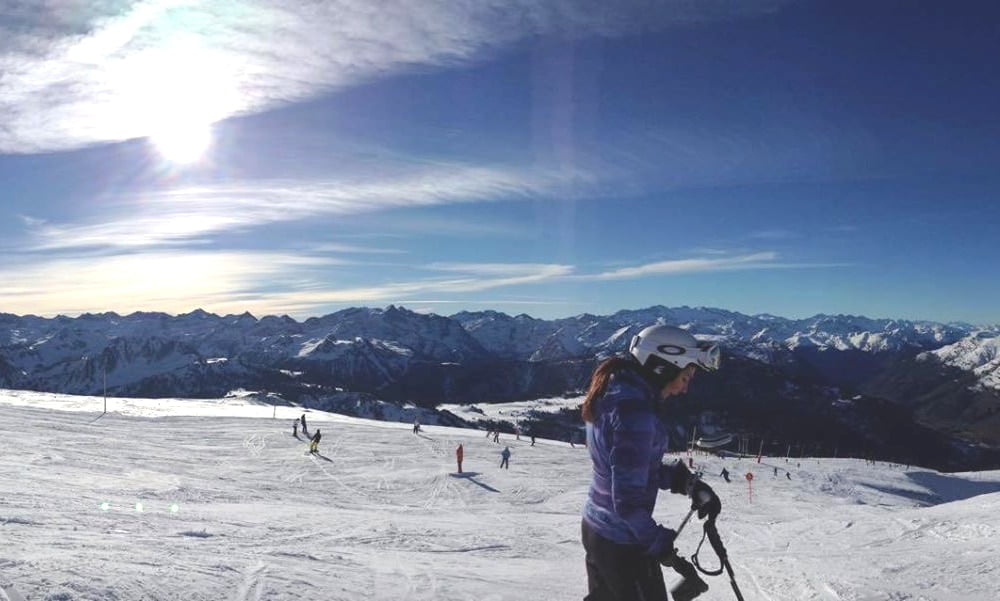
[690,480,721,520]
[651,526,677,560]
[658,546,678,568]
[656,542,679,568]
[662,553,710,601]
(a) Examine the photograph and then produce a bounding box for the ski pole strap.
[690,517,746,601]
[691,517,725,576]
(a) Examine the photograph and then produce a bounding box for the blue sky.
[1,1,999,324]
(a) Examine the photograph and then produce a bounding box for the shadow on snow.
[449,472,500,493]
[863,470,1000,506]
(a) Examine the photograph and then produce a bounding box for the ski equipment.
[629,325,721,377]
[688,512,745,601]
[665,472,746,601]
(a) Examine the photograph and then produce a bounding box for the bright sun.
[150,121,212,164]
[111,40,234,165]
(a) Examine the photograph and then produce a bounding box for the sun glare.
[150,121,212,164]
[108,39,238,165]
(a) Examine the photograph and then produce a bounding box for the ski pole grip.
[705,519,727,561]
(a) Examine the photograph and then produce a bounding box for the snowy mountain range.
[1,305,998,469]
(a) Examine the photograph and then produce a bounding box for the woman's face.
[660,365,697,399]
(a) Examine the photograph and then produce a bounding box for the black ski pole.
[674,507,696,538]
[722,557,745,601]
[701,518,745,601]
[666,508,709,601]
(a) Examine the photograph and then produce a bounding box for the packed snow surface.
[1,389,999,600]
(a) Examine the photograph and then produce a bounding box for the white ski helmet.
[629,325,721,379]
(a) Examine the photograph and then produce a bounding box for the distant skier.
[492,430,500,443]
[300,414,307,432]
[292,420,298,437]
[786,471,791,480]
[773,466,778,477]
[456,443,464,474]
[721,467,731,483]
[309,429,322,454]
[531,434,536,446]
[413,417,421,434]
[500,446,511,469]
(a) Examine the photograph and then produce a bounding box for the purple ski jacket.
[582,365,684,556]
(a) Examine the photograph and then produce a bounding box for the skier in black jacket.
[309,429,322,453]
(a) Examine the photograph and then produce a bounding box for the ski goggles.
[694,341,721,371]
[659,340,721,372]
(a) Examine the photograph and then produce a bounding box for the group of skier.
[293,411,515,471]
[453,441,510,473]
[292,414,322,454]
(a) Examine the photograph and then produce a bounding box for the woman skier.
[580,324,722,600]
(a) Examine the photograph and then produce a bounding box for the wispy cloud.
[425,263,571,277]
[23,165,589,251]
[0,248,842,318]
[0,250,338,317]
[579,252,849,280]
[747,228,800,240]
[581,252,779,280]
[18,215,46,227]
[0,0,791,154]
[689,247,733,256]
[170,260,573,317]
[306,242,407,255]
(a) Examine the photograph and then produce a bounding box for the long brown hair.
[581,356,637,422]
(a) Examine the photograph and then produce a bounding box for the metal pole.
[103,365,107,414]
[674,507,697,538]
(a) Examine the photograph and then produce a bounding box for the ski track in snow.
[1,390,999,600]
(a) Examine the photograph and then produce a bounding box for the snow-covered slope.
[1,389,998,600]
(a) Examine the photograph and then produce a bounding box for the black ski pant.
[581,519,667,601]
